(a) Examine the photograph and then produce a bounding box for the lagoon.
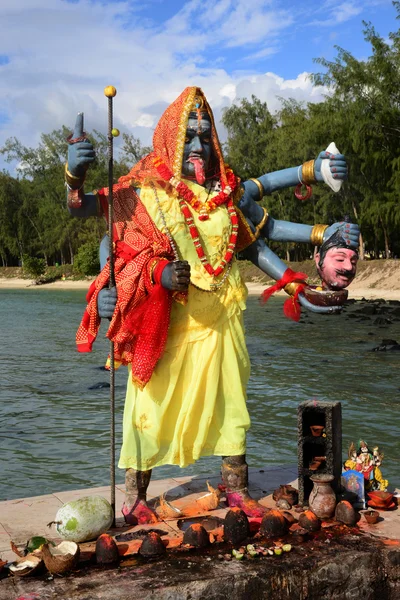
[0,288,399,501]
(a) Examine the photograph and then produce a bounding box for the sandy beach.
[1,276,400,301]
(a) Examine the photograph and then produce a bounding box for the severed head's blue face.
[181,114,212,185]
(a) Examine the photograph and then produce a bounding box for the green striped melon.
[55,496,114,543]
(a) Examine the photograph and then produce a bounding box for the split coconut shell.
[183,524,210,548]
[260,509,289,538]
[156,495,183,519]
[223,508,250,545]
[298,510,321,532]
[139,531,166,559]
[9,553,43,577]
[96,533,120,564]
[41,541,80,574]
[335,501,358,527]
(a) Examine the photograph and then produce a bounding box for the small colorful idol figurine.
[343,440,389,492]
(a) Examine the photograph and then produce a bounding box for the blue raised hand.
[67,113,96,177]
[314,151,348,182]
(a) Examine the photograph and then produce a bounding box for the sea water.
[0,288,399,500]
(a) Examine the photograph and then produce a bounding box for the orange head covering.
[119,87,229,188]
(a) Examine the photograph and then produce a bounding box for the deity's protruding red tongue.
[187,157,205,185]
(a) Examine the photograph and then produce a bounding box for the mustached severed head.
[315,229,358,290]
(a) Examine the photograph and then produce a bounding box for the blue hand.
[68,113,96,178]
[314,151,348,183]
[324,222,360,250]
[161,261,190,291]
[98,287,117,319]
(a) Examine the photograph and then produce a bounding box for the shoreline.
[1,277,400,301]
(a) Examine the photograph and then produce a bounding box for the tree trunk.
[351,200,365,260]
[69,238,74,265]
[379,216,390,258]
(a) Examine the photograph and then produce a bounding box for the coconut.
[40,541,80,574]
[9,554,43,577]
[335,501,358,527]
[156,494,183,519]
[95,533,120,565]
[195,482,221,511]
[53,495,113,543]
[183,524,210,548]
[260,509,288,538]
[223,508,250,545]
[298,510,321,532]
[139,532,167,559]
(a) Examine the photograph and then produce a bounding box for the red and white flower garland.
[153,158,239,278]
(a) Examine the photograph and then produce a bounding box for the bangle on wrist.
[253,207,269,240]
[310,224,328,246]
[65,163,85,189]
[284,282,304,296]
[301,160,317,185]
[249,178,264,201]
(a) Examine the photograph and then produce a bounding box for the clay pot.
[260,509,288,538]
[139,532,166,558]
[310,425,324,437]
[272,485,299,507]
[363,510,379,524]
[223,508,250,545]
[309,474,336,519]
[298,510,321,532]
[183,524,210,548]
[95,533,119,565]
[335,501,358,527]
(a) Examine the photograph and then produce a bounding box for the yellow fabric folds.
[118,181,251,470]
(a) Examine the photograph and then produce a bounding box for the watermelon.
[55,496,114,543]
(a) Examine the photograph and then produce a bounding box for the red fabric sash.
[76,185,175,390]
[260,268,308,322]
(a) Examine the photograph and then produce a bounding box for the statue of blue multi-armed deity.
[66,87,359,525]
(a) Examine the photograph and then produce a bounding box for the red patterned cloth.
[76,183,175,390]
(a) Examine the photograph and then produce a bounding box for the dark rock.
[371,339,400,352]
[223,508,250,544]
[96,534,119,565]
[298,510,321,532]
[88,382,110,390]
[183,524,210,548]
[139,532,166,558]
[356,305,377,315]
[335,501,357,526]
[260,509,289,538]
[374,317,392,326]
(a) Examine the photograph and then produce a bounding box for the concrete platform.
[1,465,399,600]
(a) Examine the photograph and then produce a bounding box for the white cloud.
[0,0,371,167]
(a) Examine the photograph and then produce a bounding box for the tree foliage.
[1,5,400,265]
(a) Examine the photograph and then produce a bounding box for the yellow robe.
[118,180,251,470]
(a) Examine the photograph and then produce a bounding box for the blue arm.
[243,224,342,315]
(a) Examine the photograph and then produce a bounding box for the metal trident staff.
[104,85,119,525]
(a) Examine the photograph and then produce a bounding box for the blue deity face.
[181,115,212,184]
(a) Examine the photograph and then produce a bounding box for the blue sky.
[0,0,397,172]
